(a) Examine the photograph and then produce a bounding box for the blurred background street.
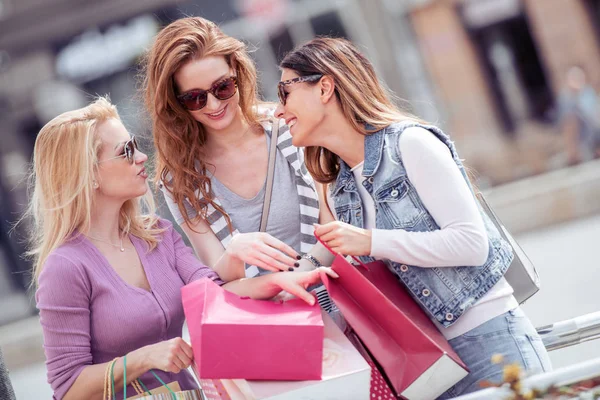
[1,0,600,398]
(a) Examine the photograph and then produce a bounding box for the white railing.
[537,311,600,351]
[452,312,600,399]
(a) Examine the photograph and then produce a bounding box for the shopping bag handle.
[109,355,177,399]
[314,233,370,271]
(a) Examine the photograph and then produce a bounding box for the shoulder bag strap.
[259,118,280,232]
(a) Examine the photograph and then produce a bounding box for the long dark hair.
[280,37,423,183]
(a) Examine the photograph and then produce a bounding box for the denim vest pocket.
[335,202,362,224]
[374,179,424,229]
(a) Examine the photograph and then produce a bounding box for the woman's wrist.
[301,254,323,269]
[128,346,151,373]
[218,248,245,281]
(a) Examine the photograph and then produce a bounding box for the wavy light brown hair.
[141,17,264,229]
[27,97,162,283]
[280,37,424,184]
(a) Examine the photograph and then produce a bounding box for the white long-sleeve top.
[327,127,517,339]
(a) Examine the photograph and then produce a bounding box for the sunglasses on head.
[277,74,323,106]
[99,136,138,165]
[177,76,238,111]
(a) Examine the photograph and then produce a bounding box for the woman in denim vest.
[274,37,551,398]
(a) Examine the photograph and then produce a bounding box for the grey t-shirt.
[163,133,303,253]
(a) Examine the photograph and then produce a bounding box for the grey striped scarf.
[198,118,320,278]
[194,118,334,313]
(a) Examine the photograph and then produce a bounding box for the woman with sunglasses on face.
[141,17,336,290]
[274,38,551,398]
[30,98,335,400]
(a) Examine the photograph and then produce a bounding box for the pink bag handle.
[314,233,370,271]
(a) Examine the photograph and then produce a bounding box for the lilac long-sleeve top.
[36,219,224,399]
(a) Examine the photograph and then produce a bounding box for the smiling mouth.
[206,106,227,118]
[286,118,297,128]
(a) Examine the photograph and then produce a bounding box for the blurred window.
[269,27,295,63]
[464,14,554,134]
[309,11,348,38]
[585,0,600,42]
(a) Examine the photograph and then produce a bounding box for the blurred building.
[0,0,599,320]
[405,0,600,183]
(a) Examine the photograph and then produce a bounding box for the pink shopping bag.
[198,311,371,400]
[181,278,324,381]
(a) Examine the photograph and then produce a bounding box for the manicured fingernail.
[296,255,302,260]
[288,267,294,272]
[294,262,299,267]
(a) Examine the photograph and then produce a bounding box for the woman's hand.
[314,222,372,256]
[270,268,339,305]
[226,232,300,272]
[140,338,193,374]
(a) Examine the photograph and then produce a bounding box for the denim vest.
[329,122,513,327]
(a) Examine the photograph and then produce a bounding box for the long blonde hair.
[141,16,265,230]
[28,97,162,283]
[280,37,424,183]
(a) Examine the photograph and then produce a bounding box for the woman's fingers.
[282,281,316,305]
[169,355,185,373]
[317,266,339,279]
[263,234,300,260]
[252,251,293,272]
[261,243,298,267]
[175,349,192,370]
[246,257,281,272]
[179,339,194,360]
[314,222,337,237]
[318,229,339,244]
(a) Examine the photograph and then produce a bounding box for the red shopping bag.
[345,330,396,400]
[181,278,324,381]
[317,238,469,400]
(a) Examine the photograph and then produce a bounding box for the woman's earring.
[93,180,99,189]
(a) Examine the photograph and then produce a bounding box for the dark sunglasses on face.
[277,74,323,106]
[99,136,138,165]
[177,76,238,111]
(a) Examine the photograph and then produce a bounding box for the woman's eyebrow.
[183,73,230,93]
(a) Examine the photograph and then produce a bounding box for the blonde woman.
[141,17,335,284]
[30,97,335,400]
[274,38,551,398]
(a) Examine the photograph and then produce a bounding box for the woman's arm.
[37,254,194,400]
[180,218,245,281]
[316,127,489,267]
[223,268,338,305]
[171,221,337,303]
[180,219,301,280]
[161,186,300,280]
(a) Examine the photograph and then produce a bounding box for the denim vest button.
[356,211,361,217]
[445,313,454,321]
[367,176,374,184]
[390,189,399,198]
[400,265,408,272]
[422,289,431,297]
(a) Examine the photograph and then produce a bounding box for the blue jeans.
[437,307,552,399]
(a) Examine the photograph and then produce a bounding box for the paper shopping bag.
[181,278,324,381]
[198,311,371,400]
[319,245,469,400]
